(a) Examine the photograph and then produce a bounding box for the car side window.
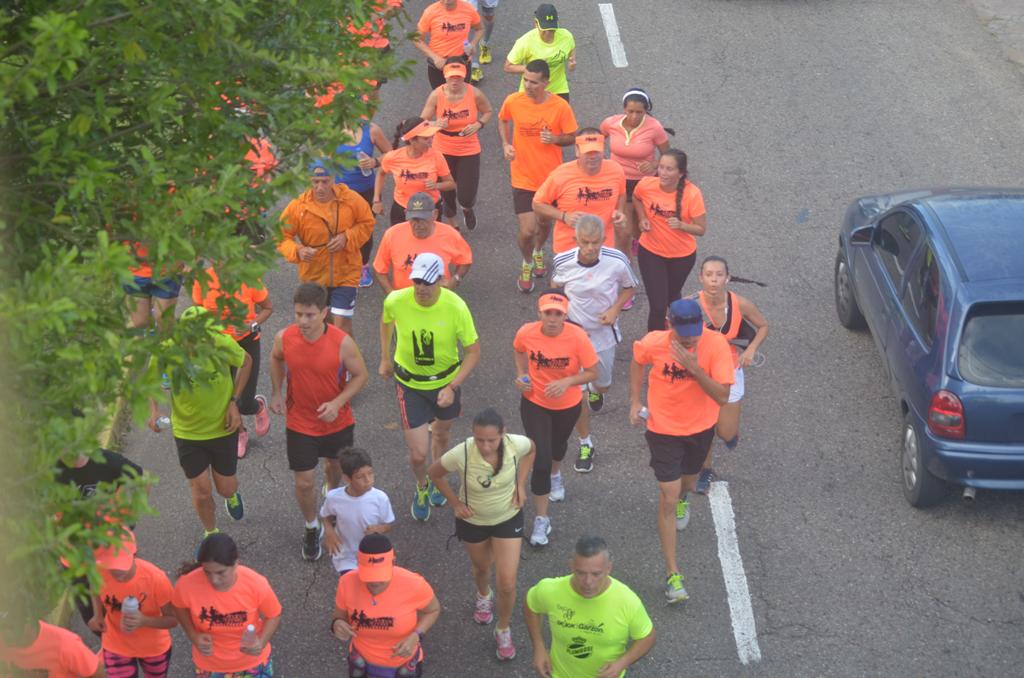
[873,211,922,286]
[904,244,941,346]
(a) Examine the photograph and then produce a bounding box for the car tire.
[834,249,866,330]
[901,411,946,507]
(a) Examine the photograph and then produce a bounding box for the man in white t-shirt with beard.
[551,214,637,473]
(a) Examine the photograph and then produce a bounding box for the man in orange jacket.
[279,163,376,334]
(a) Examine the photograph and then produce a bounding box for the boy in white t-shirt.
[320,449,396,574]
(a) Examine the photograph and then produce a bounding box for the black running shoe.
[302,523,323,561]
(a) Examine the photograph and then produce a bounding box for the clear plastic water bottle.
[638,406,649,420]
[241,623,258,650]
[121,596,140,633]
[155,416,171,432]
[356,151,374,177]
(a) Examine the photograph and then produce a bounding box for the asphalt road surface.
[104,1,1024,675]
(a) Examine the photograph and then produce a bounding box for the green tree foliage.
[0,0,408,622]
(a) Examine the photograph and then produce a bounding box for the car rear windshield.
[958,302,1024,387]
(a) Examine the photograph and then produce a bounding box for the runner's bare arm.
[523,602,553,678]
[333,335,369,408]
[498,119,515,160]
[448,340,480,389]
[597,628,656,678]
[736,294,769,365]
[378,319,395,378]
[371,123,393,154]
[420,89,439,122]
[269,330,287,413]
[532,197,563,224]
[629,359,646,424]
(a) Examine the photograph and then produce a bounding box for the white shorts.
[590,346,616,390]
[467,0,499,12]
[728,367,745,403]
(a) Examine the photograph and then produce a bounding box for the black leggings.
[441,153,480,218]
[637,245,697,332]
[357,187,375,265]
[520,397,581,496]
[235,333,261,416]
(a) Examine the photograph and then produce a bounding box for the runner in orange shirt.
[88,532,177,678]
[497,59,578,293]
[420,59,493,231]
[172,533,282,677]
[0,620,103,677]
[331,534,441,676]
[374,118,456,226]
[513,291,598,548]
[692,256,769,495]
[632,148,707,332]
[269,283,369,562]
[373,192,473,292]
[533,128,628,256]
[192,266,274,458]
[414,0,482,88]
[629,298,733,603]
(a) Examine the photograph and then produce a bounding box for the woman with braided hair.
[631,149,707,332]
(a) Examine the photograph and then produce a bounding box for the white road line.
[708,481,763,665]
[598,3,629,68]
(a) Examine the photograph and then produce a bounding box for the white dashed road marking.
[598,4,629,68]
[709,481,763,664]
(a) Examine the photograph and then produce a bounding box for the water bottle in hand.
[121,596,140,633]
[241,623,259,650]
[356,151,374,177]
[155,416,171,432]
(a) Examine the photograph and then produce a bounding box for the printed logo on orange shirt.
[442,108,470,120]
[440,21,467,33]
[402,254,416,270]
[661,362,689,382]
[529,349,571,369]
[350,608,395,630]
[198,606,249,629]
[399,169,431,181]
[576,187,616,205]
[650,203,678,218]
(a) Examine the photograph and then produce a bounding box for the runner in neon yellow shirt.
[525,536,656,677]
[379,253,481,523]
[504,3,576,97]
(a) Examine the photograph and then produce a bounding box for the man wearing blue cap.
[629,297,733,603]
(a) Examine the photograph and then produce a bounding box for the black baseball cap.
[535,4,558,29]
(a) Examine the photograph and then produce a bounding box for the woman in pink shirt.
[600,88,675,262]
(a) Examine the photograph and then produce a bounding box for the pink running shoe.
[254,395,270,437]
[473,591,494,625]
[237,427,249,458]
[494,627,516,661]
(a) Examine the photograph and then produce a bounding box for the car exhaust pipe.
[962,486,977,503]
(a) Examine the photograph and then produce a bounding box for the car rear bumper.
[923,429,1024,489]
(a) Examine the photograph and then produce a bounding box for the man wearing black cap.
[629,298,733,603]
[505,3,577,100]
[379,253,481,522]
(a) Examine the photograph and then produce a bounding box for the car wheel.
[834,250,866,330]
[901,412,946,507]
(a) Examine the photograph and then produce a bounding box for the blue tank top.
[334,122,375,193]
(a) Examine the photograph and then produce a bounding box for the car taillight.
[928,390,965,439]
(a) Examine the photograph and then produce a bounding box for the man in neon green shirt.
[525,535,656,677]
[148,305,252,542]
[504,3,577,98]
[379,252,481,522]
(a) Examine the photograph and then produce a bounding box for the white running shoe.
[549,473,565,502]
[530,516,551,547]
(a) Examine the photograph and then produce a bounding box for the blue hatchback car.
[834,188,1024,507]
